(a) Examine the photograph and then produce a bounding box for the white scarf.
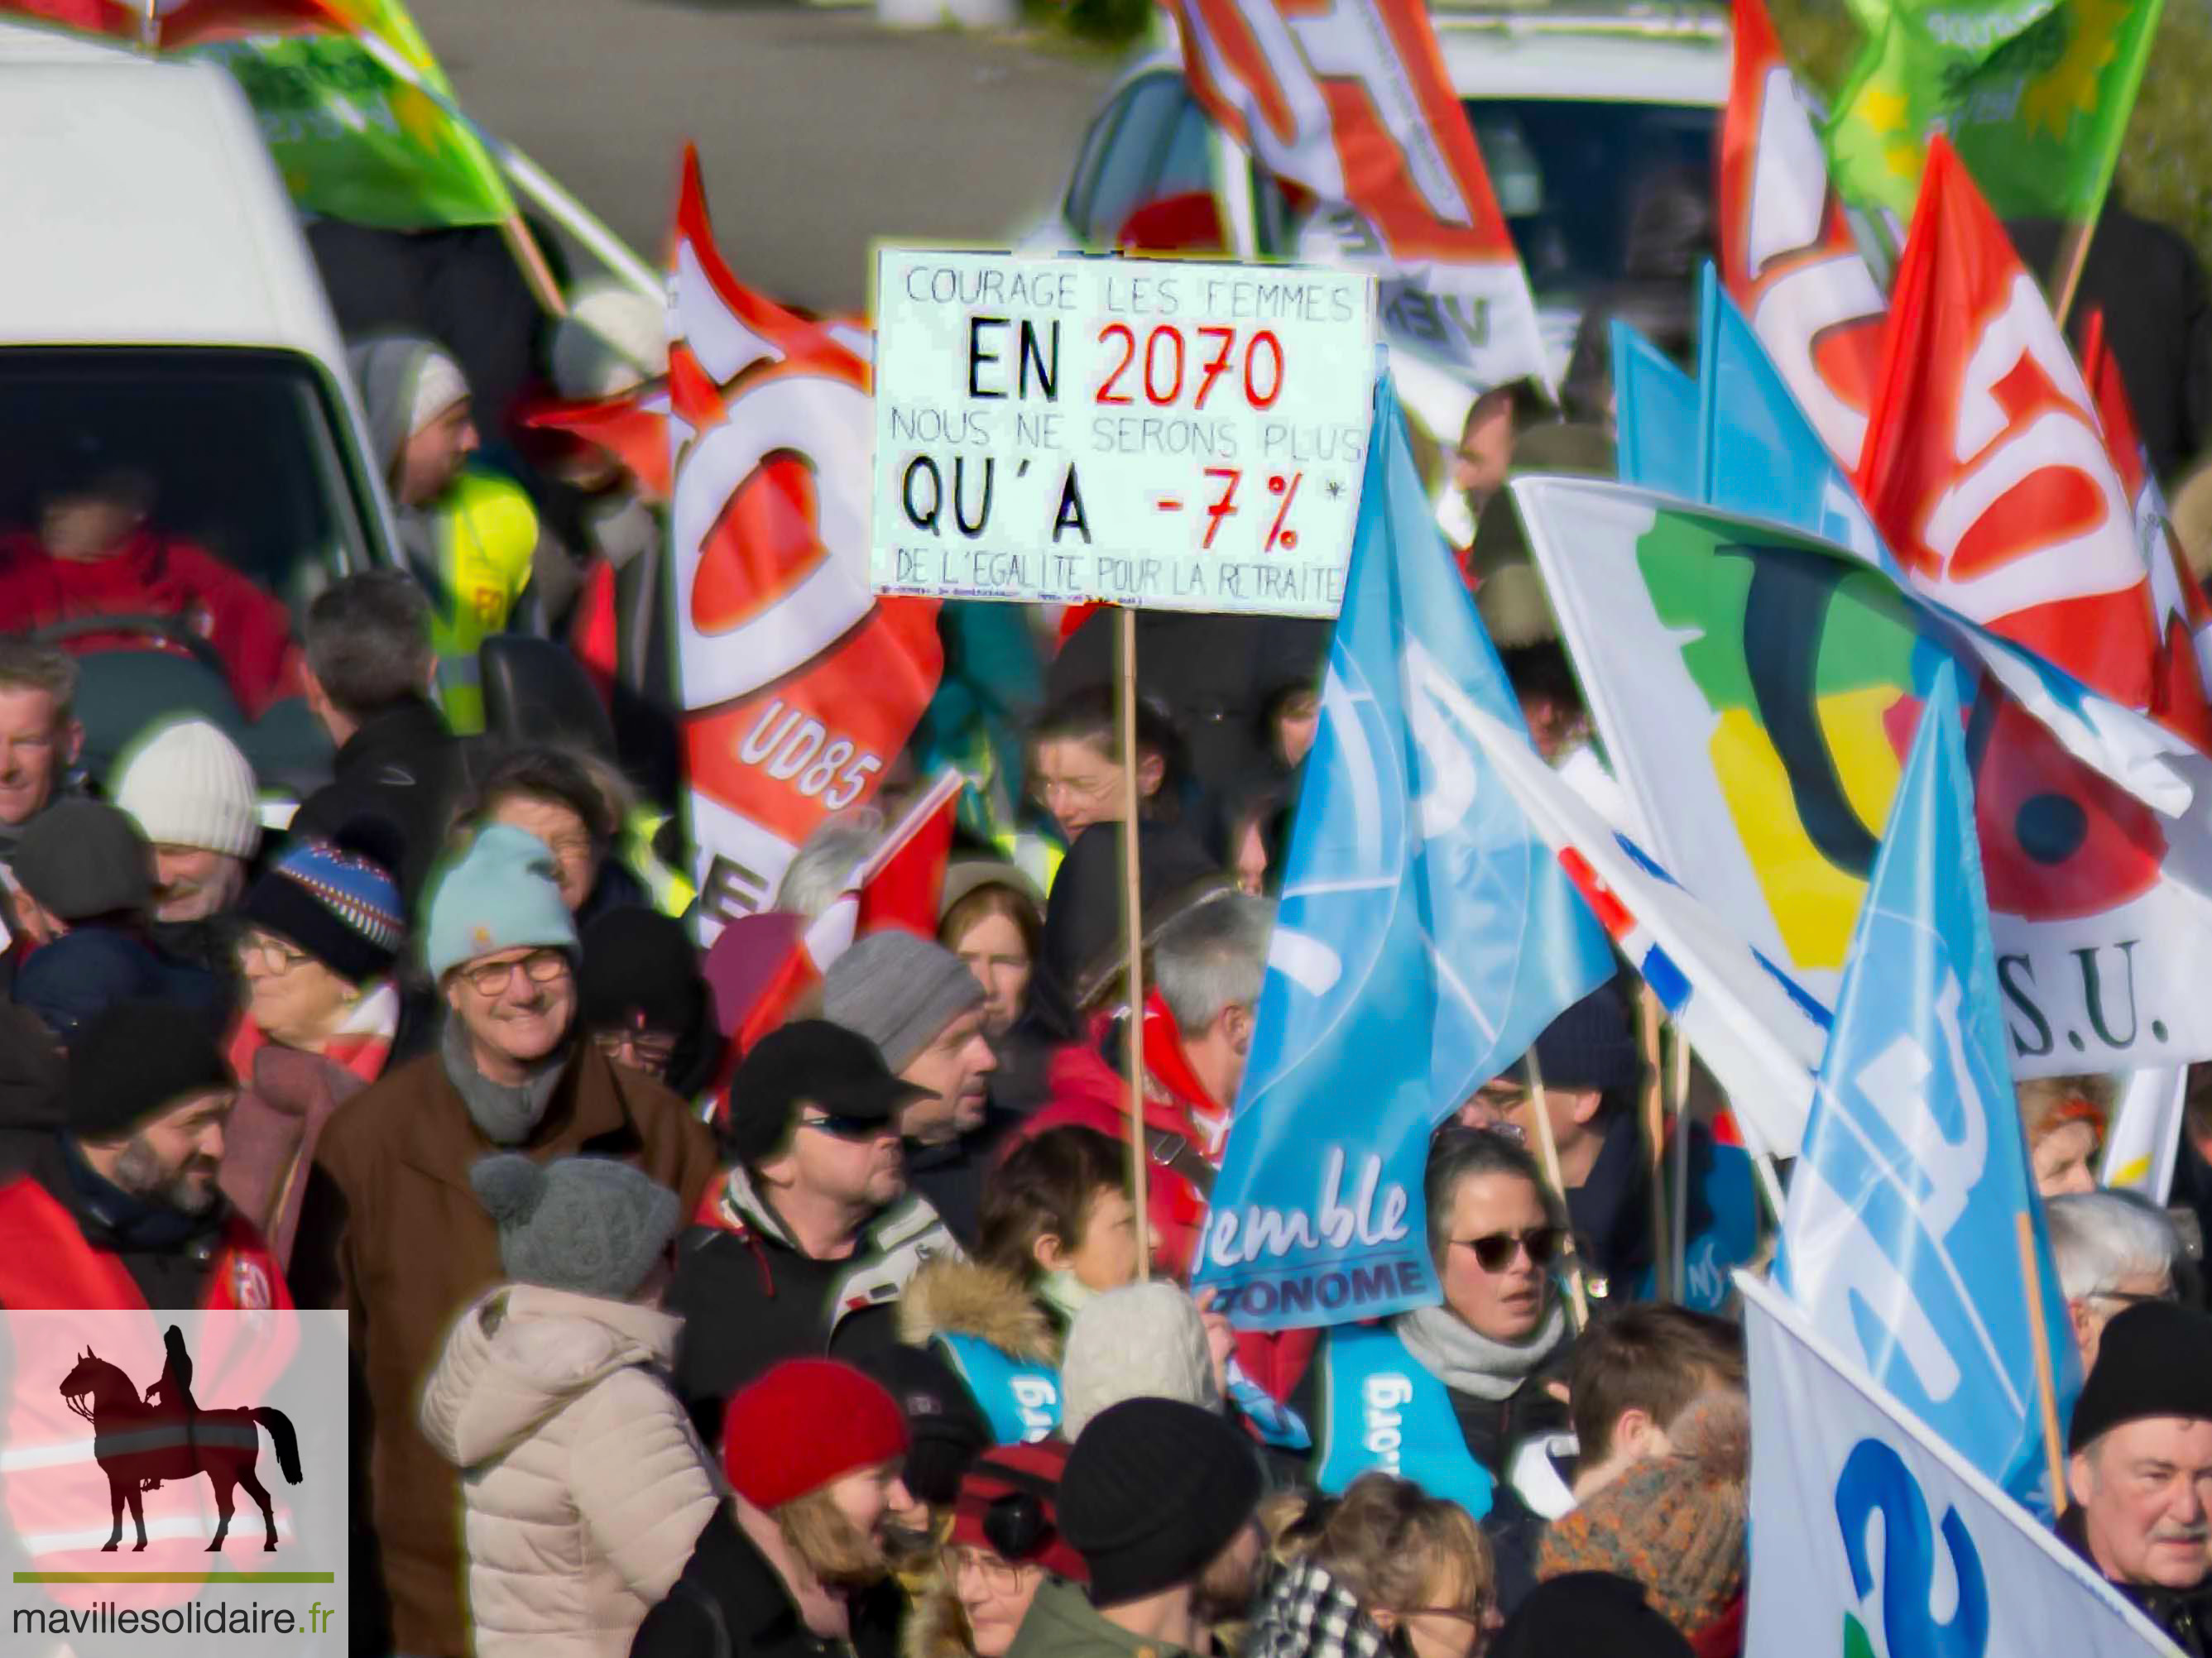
[1392,1298,1569,1400]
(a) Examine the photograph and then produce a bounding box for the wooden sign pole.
[1118,605,1152,1282]
[1525,1050,1589,1330]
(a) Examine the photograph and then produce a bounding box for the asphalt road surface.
[409,0,1120,314]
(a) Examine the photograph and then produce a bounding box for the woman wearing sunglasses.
[1280,1129,1571,1612]
[909,1440,1088,1658]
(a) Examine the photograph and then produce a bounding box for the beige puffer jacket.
[420,1284,719,1658]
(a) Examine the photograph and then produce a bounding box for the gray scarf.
[442,1018,566,1146]
[1392,1298,1568,1400]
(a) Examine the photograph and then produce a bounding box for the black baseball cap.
[725,1019,932,1165]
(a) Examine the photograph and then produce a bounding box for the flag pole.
[1118,604,1152,1282]
[1524,1049,1590,1330]
[2051,217,2099,331]
[1638,987,1670,1300]
[1669,1024,1691,1299]
[2017,1210,2070,1515]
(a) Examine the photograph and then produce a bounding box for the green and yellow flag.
[190,0,513,228]
[1826,0,2163,226]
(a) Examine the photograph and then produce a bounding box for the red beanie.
[722,1359,910,1510]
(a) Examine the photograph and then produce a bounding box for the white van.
[0,31,401,780]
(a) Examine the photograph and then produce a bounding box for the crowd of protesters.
[5,248,2212,1658]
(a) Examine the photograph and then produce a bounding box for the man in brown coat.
[290,825,714,1658]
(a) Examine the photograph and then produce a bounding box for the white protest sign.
[871,249,1378,618]
[1739,1274,2178,1658]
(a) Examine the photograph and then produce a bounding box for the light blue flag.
[1613,320,1700,501]
[1696,264,1889,564]
[1192,376,1615,1333]
[1777,664,2082,1518]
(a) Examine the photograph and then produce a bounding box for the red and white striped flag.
[1161,0,1547,389]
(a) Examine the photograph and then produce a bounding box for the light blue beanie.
[424,824,579,980]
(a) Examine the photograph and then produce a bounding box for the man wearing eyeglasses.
[290,824,715,1658]
[671,1020,961,1445]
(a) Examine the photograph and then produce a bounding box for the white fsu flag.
[1740,1274,2179,1658]
[1162,0,1547,391]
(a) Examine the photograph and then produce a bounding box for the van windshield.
[1465,98,1719,299]
[0,345,382,621]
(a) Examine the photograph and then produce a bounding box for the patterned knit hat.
[244,816,405,984]
[1535,1402,1749,1640]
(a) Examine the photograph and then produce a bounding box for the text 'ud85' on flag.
[1192,375,1610,1334]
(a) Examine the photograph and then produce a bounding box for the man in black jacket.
[670,1023,958,1443]
[290,570,469,907]
[2060,1300,2212,1655]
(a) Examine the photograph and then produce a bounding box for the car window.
[1074,72,1192,247]
[1463,99,1720,296]
[0,346,382,621]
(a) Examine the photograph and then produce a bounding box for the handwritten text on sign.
[871,250,1378,617]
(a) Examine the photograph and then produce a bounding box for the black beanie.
[1490,1571,1694,1658]
[1509,983,1643,1094]
[65,999,233,1142]
[1060,1397,1261,1608]
[2069,1299,2212,1451]
[856,1344,992,1509]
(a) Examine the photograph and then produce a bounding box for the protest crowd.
[9,0,2212,1652]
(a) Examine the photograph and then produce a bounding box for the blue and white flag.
[1739,1274,2176,1658]
[1458,693,1830,1160]
[1778,665,2082,1517]
[1613,320,1699,501]
[1192,376,1613,1332]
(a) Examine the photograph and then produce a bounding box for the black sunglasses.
[798,1109,893,1141]
[1451,1226,1564,1272]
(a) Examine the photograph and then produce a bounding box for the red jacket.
[1013,992,1226,1280]
[0,529,300,717]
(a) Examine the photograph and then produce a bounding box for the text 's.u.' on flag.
[665,146,943,943]
[1159,0,1547,390]
[1739,1274,2175,1658]
[1716,0,1886,472]
[1510,473,2212,1080]
[1192,377,1611,1333]
[1778,666,2081,1517]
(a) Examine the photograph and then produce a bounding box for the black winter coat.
[630,1506,904,1658]
[289,697,470,908]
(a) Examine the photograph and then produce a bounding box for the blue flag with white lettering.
[1192,376,1613,1333]
[1613,320,1700,501]
[1778,664,2082,1517]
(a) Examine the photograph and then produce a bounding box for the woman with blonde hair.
[2017,1073,2114,1197]
[1249,1475,1498,1658]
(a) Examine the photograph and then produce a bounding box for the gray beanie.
[1059,1282,1224,1440]
[469,1154,681,1301]
[822,931,985,1072]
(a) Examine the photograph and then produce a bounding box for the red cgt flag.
[665,145,943,939]
[1716,0,1886,472]
[1857,140,2170,726]
[2,0,334,44]
[521,383,674,501]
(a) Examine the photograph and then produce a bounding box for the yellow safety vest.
[424,467,537,735]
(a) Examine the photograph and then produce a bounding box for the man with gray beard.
[0,999,287,1310]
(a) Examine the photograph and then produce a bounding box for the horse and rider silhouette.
[59,1326,302,1553]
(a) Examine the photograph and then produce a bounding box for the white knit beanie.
[113,718,261,859]
[1058,1282,1225,1440]
[549,278,666,400]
